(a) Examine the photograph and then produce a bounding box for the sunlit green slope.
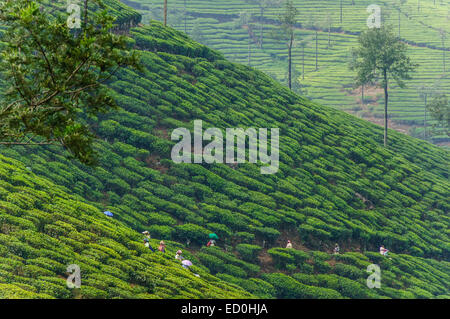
[0,3,449,298]
[132,0,449,143]
[0,154,255,298]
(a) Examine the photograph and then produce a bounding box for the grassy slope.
[0,2,449,298]
[131,0,449,143]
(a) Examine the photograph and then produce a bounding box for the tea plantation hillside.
[0,154,255,299]
[0,5,449,298]
[130,0,449,144]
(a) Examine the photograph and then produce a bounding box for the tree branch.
[0,141,61,146]
[25,26,57,86]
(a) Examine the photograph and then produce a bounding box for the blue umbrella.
[103,211,113,217]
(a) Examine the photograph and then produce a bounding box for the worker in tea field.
[175,250,184,261]
[286,240,293,249]
[206,239,216,247]
[159,240,166,253]
[142,231,155,252]
[334,243,340,254]
[207,233,218,247]
[144,238,155,252]
[142,231,150,239]
[380,245,389,256]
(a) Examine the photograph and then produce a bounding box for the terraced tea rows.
[1,18,449,298]
[0,1,448,299]
[129,0,449,143]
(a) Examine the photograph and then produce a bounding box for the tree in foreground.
[272,0,298,90]
[0,0,140,165]
[350,25,417,147]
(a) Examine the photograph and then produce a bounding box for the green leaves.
[271,0,298,45]
[0,0,141,165]
[350,25,418,146]
[427,94,449,136]
[351,26,417,88]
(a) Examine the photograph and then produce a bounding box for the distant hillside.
[132,0,450,144]
[0,3,449,299]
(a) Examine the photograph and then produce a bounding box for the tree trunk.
[315,31,318,70]
[248,35,251,66]
[260,7,264,49]
[302,45,305,80]
[83,0,88,30]
[383,71,389,147]
[288,34,293,90]
[362,85,364,105]
[443,37,446,74]
[444,48,446,74]
[424,94,427,140]
[328,25,331,47]
[184,0,187,33]
[164,0,168,26]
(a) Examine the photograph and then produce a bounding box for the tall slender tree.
[325,13,333,48]
[418,84,436,140]
[286,66,305,95]
[306,15,319,70]
[234,11,256,66]
[245,0,281,49]
[427,93,449,137]
[184,0,187,33]
[439,28,447,74]
[396,0,407,37]
[315,29,319,70]
[272,0,298,90]
[350,26,417,147]
[297,38,311,80]
[164,0,167,26]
